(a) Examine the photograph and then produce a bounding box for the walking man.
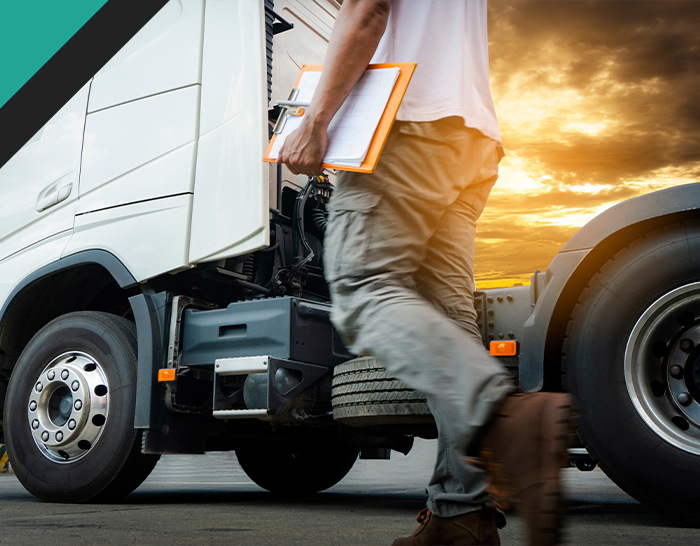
[277,1,575,544]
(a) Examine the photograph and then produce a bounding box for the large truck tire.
[332,357,433,426]
[235,430,359,494]
[3,311,159,502]
[565,221,700,522]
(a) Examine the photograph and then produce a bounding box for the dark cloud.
[520,136,685,184]
[489,1,700,83]
[485,183,637,213]
[488,1,700,184]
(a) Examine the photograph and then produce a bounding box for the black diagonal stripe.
[0,0,169,169]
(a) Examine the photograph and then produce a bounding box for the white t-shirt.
[370,0,501,144]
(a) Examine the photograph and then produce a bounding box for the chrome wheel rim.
[625,282,700,455]
[27,352,110,463]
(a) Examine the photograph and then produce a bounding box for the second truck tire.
[565,221,700,522]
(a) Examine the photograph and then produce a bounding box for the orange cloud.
[477,1,700,288]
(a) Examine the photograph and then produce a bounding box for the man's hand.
[275,0,389,177]
[276,116,328,177]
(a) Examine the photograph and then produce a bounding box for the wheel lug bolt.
[678,392,692,406]
[670,365,684,379]
[680,339,694,353]
[35,382,43,393]
[74,400,83,411]
[55,431,63,442]
[47,370,55,380]
[41,431,49,442]
[71,380,80,392]
[29,401,37,411]
[61,369,69,380]
[32,419,39,430]
[68,419,76,430]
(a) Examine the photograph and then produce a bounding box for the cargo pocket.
[325,190,383,283]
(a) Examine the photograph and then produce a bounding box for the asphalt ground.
[0,439,696,545]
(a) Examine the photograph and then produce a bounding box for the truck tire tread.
[332,357,433,426]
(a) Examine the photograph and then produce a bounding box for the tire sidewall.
[567,223,700,516]
[4,312,138,502]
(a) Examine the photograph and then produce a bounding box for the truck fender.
[518,182,700,391]
[1,250,136,321]
[0,249,137,338]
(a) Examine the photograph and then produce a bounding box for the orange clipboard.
[263,62,416,173]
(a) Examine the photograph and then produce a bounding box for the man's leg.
[413,147,506,518]
[325,120,513,502]
[411,148,576,544]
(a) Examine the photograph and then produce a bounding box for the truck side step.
[215,356,269,376]
[213,357,271,420]
[213,409,269,419]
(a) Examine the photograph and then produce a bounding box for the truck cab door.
[0,82,89,273]
[188,0,270,263]
[63,0,205,282]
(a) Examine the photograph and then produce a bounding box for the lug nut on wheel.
[61,369,69,380]
[32,419,39,430]
[678,392,692,406]
[670,365,684,379]
[71,380,80,392]
[68,419,76,430]
[74,399,83,411]
[680,339,694,353]
[41,431,49,442]
[29,401,37,411]
[47,370,55,380]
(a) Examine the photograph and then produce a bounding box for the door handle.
[37,176,73,212]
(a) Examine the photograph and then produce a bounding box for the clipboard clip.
[273,88,311,134]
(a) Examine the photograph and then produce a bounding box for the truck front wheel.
[565,221,700,522]
[3,311,159,502]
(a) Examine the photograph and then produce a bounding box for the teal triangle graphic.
[0,0,108,109]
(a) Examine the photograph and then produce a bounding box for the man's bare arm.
[276,0,390,176]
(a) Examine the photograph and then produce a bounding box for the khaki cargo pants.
[325,118,514,516]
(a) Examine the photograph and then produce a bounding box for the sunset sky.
[476,1,700,288]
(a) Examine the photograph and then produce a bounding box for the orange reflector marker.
[158,369,176,382]
[489,340,517,356]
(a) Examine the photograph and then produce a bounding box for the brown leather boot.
[477,393,577,545]
[391,506,503,546]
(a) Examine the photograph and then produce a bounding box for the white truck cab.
[0,0,335,289]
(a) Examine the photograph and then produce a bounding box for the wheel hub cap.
[625,282,700,455]
[27,352,110,463]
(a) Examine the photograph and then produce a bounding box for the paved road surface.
[0,439,695,545]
